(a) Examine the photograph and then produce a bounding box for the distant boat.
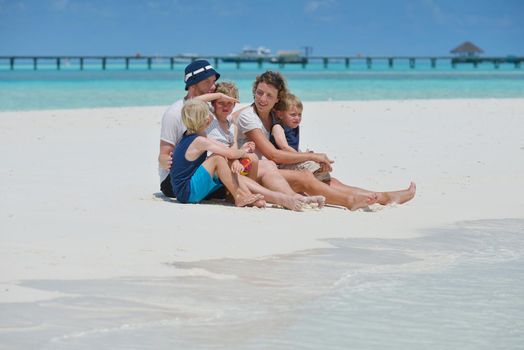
[270,50,308,64]
[222,46,272,62]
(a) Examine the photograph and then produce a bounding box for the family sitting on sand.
[158,60,416,211]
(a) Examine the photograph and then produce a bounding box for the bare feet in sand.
[378,182,416,205]
[348,192,378,211]
[279,194,306,212]
[300,195,326,209]
[235,193,265,207]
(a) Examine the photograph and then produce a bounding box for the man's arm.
[158,140,174,170]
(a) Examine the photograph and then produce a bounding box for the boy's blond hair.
[182,99,210,135]
[215,81,239,99]
[275,93,303,113]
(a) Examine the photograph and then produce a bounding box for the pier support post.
[366,57,372,69]
[57,58,61,70]
[323,58,328,68]
[388,58,394,68]
[214,57,219,69]
[33,58,37,70]
[236,59,240,69]
[409,58,415,69]
[345,58,350,68]
[10,57,14,70]
[125,58,130,70]
[102,57,106,70]
[257,58,263,69]
[147,57,152,70]
[431,58,436,68]
[170,58,175,70]
[80,57,84,70]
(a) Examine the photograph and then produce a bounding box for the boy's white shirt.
[205,113,235,148]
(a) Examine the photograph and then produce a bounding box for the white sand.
[1,99,523,302]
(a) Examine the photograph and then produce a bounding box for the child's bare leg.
[329,178,416,205]
[239,175,304,211]
[227,158,265,208]
[202,156,262,207]
[246,153,259,181]
[280,169,377,211]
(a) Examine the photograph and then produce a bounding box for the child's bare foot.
[379,182,416,205]
[252,199,267,208]
[300,195,326,209]
[348,193,378,211]
[278,194,305,211]
[235,193,264,207]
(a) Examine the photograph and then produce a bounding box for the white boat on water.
[270,50,308,64]
[222,46,272,62]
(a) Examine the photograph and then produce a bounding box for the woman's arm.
[247,129,333,170]
[271,124,297,153]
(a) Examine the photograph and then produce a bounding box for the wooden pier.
[1,55,522,70]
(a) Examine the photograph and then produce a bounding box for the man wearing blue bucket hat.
[158,60,221,197]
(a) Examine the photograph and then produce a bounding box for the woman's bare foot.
[347,193,378,211]
[300,195,326,209]
[378,182,416,205]
[235,193,264,207]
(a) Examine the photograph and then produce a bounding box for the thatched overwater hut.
[450,41,484,57]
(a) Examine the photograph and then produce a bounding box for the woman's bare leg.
[280,169,377,211]
[232,160,324,210]
[329,178,416,205]
[256,160,296,195]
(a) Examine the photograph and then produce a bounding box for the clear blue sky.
[1,0,522,56]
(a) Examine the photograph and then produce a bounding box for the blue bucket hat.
[184,60,220,90]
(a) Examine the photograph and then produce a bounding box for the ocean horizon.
[1,63,524,111]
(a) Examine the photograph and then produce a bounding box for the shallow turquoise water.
[1,63,523,111]
[1,219,522,349]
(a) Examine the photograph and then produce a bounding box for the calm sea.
[1,219,523,349]
[1,62,523,111]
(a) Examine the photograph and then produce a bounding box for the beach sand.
[1,98,523,301]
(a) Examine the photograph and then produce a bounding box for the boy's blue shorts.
[188,165,223,203]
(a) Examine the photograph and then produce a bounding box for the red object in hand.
[239,158,252,175]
